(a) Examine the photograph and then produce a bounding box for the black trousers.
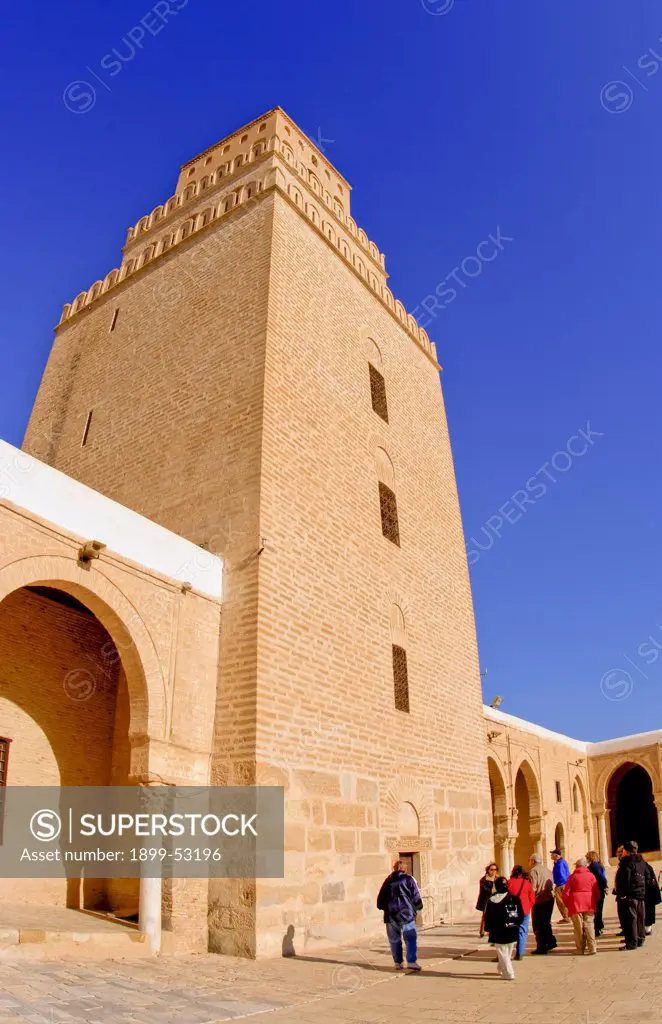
[532,900,555,951]
[620,898,646,948]
[594,892,605,933]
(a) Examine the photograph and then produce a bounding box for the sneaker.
[405,963,422,972]
[531,949,548,955]
[645,927,653,936]
[619,945,637,951]
[394,963,404,971]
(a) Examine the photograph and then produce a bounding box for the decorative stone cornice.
[179,106,352,192]
[56,166,438,369]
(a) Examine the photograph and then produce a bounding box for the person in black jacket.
[484,876,522,980]
[615,840,647,950]
[586,850,608,936]
[475,862,499,937]
[643,858,661,935]
[376,860,424,972]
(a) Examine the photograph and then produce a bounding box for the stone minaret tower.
[24,108,491,957]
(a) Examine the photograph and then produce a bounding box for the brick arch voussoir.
[511,755,543,820]
[0,554,166,740]
[487,754,509,809]
[601,754,661,807]
[383,775,434,836]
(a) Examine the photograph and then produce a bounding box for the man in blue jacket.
[551,849,570,923]
[376,860,423,972]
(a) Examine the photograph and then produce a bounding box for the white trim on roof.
[0,439,222,600]
[484,706,662,755]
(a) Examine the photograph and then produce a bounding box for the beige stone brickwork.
[22,108,489,958]
[0,500,221,953]
[485,706,662,876]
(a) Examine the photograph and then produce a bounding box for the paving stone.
[0,913,659,1023]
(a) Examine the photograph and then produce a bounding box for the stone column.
[498,839,511,876]
[139,874,162,954]
[531,834,543,858]
[654,794,662,852]
[596,811,609,864]
[500,837,516,877]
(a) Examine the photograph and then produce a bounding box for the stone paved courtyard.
[0,911,658,1023]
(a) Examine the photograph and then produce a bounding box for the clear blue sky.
[2,0,661,741]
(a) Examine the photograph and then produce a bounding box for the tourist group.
[376,841,661,980]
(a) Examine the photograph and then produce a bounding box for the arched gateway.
[607,762,660,856]
[0,479,222,956]
[0,571,162,916]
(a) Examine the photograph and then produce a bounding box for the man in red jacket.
[563,857,599,955]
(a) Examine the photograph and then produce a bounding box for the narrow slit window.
[379,482,400,546]
[555,780,562,803]
[81,410,93,447]
[0,737,10,845]
[109,308,119,332]
[393,645,410,713]
[369,363,388,422]
[0,738,10,787]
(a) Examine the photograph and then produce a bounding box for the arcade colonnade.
[485,708,662,870]
[0,445,223,953]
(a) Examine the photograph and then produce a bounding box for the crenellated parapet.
[57,109,437,366]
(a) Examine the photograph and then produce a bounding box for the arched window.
[390,604,409,713]
[368,344,388,424]
[376,448,399,547]
[572,782,579,813]
[554,823,565,854]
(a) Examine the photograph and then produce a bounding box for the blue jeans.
[517,914,530,958]
[386,918,418,965]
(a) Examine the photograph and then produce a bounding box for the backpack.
[503,895,521,928]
